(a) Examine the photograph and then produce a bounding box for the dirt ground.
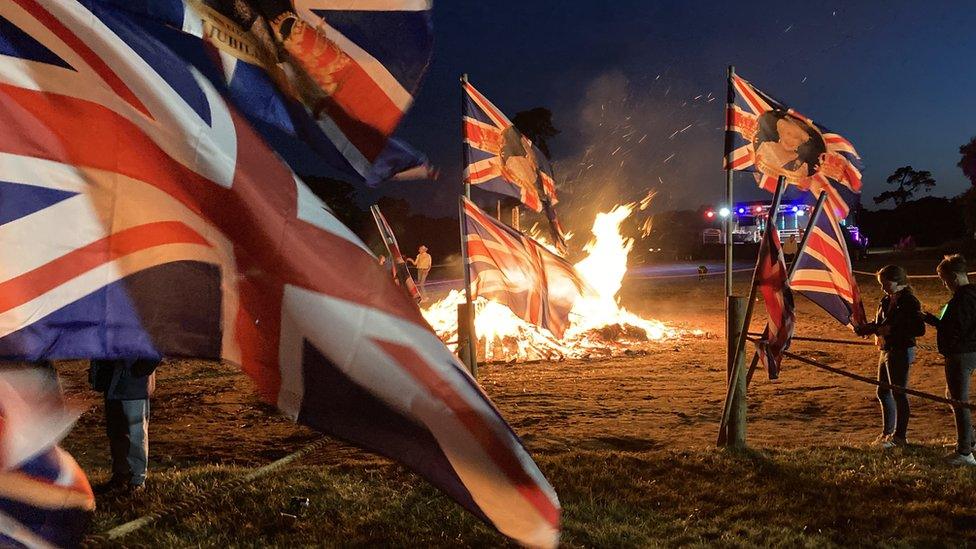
[57,249,967,530]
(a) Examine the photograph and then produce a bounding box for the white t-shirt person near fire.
[407,245,432,298]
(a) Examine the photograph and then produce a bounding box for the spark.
[611,146,622,156]
[784,24,793,32]
[693,94,702,100]
[638,134,647,143]
[679,123,693,134]
[663,153,675,163]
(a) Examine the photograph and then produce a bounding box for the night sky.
[382,0,976,223]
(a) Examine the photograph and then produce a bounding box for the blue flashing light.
[737,207,746,214]
[791,206,799,212]
[796,209,805,217]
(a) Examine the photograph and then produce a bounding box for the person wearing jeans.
[924,254,976,465]
[856,265,924,448]
[89,358,159,493]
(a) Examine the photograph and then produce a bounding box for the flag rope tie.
[82,437,331,547]
[746,336,976,411]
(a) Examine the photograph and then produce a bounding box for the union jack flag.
[462,80,567,252]
[790,207,867,328]
[754,223,795,379]
[0,367,93,548]
[462,197,585,339]
[0,2,560,546]
[725,73,863,219]
[370,204,421,303]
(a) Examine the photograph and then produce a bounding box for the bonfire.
[422,203,700,362]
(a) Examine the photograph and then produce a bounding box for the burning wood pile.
[422,204,703,362]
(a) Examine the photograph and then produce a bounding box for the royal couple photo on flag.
[3,1,976,547]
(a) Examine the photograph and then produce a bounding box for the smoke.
[548,69,724,242]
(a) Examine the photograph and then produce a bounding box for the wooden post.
[718,176,787,445]
[456,302,478,377]
[457,75,477,376]
[724,296,748,447]
[511,205,520,231]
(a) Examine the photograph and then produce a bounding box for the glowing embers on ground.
[422,204,690,362]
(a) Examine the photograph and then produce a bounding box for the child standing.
[856,265,925,448]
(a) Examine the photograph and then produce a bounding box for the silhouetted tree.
[959,136,976,187]
[873,166,936,207]
[512,107,559,159]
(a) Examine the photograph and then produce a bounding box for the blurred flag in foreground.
[462,80,567,253]
[0,367,93,548]
[790,207,867,328]
[370,205,421,303]
[462,197,586,339]
[753,224,795,379]
[725,73,863,219]
[0,1,559,546]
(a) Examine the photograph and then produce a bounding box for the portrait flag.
[112,0,435,187]
[725,73,863,219]
[370,204,422,303]
[754,223,795,379]
[790,208,868,327]
[0,2,560,546]
[462,80,567,253]
[462,197,586,339]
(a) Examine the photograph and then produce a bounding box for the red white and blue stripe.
[790,208,867,328]
[370,204,421,303]
[0,367,93,548]
[462,81,566,252]
[754,223,795,379]
[0,2,560,546]
[725,73,863,220]
[462,197,584,340]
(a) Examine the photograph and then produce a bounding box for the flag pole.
[458,74,477,375]
[787,191,828,277]
[718,175,786,446]
[724,65,736,300]
[745,191,828,385]
[724,65,737,383]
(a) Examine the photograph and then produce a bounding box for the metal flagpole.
[724,65,736,300]
[745,191,828,385]
[458,74,477,375]
[718,176,787,446]
[724,65,737,381]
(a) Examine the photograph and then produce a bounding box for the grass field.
[60,248,976,547]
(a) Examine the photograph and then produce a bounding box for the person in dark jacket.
[89,358,159,493]
[855,265,925,448]
[923,254,976,466]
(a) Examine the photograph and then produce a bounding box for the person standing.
[923,254,976,465]
[407,245,432,298]
[783,234,799,263]
[855,265,924,448]
[89,358,160,493]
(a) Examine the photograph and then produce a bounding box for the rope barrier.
[852,270,976,279]
[83,437,331,547]
[746,337,976,411]
[747,332,938,352]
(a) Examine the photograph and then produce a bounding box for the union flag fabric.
[754,223,795,379]
[790,207,868,328]
[462,197,585,339]
[462,80,567,253]
[725,73,863,219]
[0,2,560,546]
